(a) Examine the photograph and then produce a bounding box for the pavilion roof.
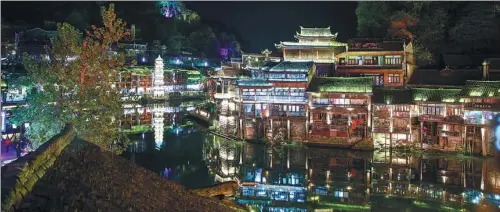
[268,61,313,73]
[275,40,348,49]
[459,80,500,99]
[411,88,462,103]
[297,26,336,37]
[308,77,373,93]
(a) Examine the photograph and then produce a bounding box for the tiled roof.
[408,69,483,86]
[268,61,314,73]
[298,26,335,37]
[411,88,462,103]
[443,54,474,69]
[276,41,348,48]
[347,39,404,52]
[372,88,412,104]
[6,139,238,211]
[459,80,500,98]
[487,58,500,70]
[308,77,373,93]
[237,78,272,87]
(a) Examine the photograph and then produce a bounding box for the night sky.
[1,1,358,52]
[184,2,358,52]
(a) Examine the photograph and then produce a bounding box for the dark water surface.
[123,110,500,212]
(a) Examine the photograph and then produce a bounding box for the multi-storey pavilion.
[237,61,315,142]
[275,27,347,77]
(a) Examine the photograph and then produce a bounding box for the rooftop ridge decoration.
[308,77,373,93]
[275,26,347,50]
[440,65,455,77]
[459,80,500,98]
[268,61,314,72]
[296,26,337,38]
[412,87,462,103]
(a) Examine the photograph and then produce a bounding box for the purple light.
[142,57,146,62]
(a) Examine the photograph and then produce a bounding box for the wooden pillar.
[420,121,424,149]
[283,48,287,60]
[348,112,352,139]
[299,50,302,59]
[481,127,487,156]
[316,49,319,60]
[287,119,291,141]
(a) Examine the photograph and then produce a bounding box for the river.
[122,107,500,212]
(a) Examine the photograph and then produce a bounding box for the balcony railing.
[336,64,402,69]
[241,95,307,103]
[464,102,500,110]
[312,103,368,108]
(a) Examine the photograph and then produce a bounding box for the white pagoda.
[151,104,165,150]
[152,55,165,97]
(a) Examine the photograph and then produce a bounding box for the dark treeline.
[356,2,500,67]
[1,1,241,61]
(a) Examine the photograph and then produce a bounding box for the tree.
[450,2,500,53]
[189,25,217,56]
[355,2,392,38]
[12,4,131,154]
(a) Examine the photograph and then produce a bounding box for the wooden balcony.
[464,102,500,110]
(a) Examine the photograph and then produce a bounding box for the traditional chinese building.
[275,27,347,77]
[210,64,243,137]
[307,77,373,144]
[371,88,413,149]
[335,39,408,87]
[460,79,500,156]
[236,61,315,142]
[411,87,464,152]
[241,49,282,69]
[117,57,206,100]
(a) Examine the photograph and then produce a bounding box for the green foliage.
[356,2,500,62]
[355,2,391,38]
[450,2,500,53]
[13,4,130,154]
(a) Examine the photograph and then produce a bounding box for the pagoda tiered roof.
[275,41,348,49]
[295,26,338,38]
[268,61,314,73]
[308,77,373,93]
[275,26,347,49]
[459,80,500,98]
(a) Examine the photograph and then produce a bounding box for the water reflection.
[124,104,500,211]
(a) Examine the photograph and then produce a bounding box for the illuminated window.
[385,56,402,65]
[364,56,378,65]
[347,56,358,65]
[388,74,400,84]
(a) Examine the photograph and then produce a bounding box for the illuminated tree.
[12,4,131,154]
